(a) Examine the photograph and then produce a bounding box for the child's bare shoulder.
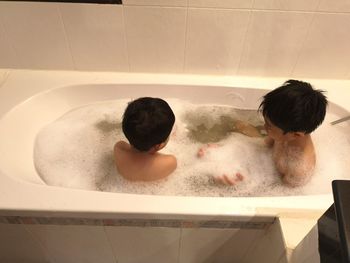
[147,154,177,180]
[156,154,177,170]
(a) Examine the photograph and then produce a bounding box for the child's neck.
[286,134,311,148]
[130,146,157,155]
[147,148,159,154]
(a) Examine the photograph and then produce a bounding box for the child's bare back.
[114,141,176,181]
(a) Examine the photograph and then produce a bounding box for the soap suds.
[33,99,350,197]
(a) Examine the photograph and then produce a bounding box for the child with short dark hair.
[259,79,328,187]
[114,97,177,181]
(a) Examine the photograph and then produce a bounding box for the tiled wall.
[1,0,350,79]
[0,220,287,263]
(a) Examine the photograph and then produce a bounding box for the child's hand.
[197,143,220,158]
[213,172,244,186]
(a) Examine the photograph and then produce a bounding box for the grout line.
[182,1,189,73]
[103,225,119,263]
[123,4,187,10]
[177,228,183,263]
[121,4,350,14]
[315,0,323,12]
[290,5,320,77]
[0,70,11,90]
[240,229,266,261]
[122,5,131,72]
[23,224,58,263]
[250,0,255,10]
[123,4,187,8]
[245,8,350,14]
[235,2,255,75]
[57,4,77,70]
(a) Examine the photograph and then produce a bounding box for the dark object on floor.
[318,180,350,263]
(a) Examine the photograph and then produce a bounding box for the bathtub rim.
[0,168,334,219]
[0,69,349,219]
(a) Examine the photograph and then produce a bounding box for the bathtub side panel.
[26,224,116,263]
[105,226,181,263]
[0,223,51,262]
[179,227,266,263]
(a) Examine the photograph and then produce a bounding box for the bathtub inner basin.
[1,84,350,197]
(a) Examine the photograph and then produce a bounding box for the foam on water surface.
[33,99,350,197]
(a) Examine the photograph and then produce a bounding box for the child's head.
[259,79,328,138]
[122,97,175,152]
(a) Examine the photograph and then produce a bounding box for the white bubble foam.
[33,99,350,197]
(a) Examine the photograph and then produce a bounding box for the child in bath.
[114,97,177,181]
[197,80,327,187]
[259,79,327,187]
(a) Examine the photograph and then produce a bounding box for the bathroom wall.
[1,0,350,79]
[0,219,287,263]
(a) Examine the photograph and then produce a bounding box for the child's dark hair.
[259,79,328,134]
[122,97,175,151]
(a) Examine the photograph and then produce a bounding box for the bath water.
[34,99,350,197]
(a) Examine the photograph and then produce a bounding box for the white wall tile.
[124,6,187,73]
[0,223,50,262]
[253,0,320,11]
[238,11,313,77]
[26,224,115,263]
[0,2,74,70]
[124,0,187,7]
[179,228,264,263]
[0,22,18,69]
[318,0,350,12]
[59,3,128,71]
[293,13,350,79]
[185,8,250,75]
[105,226,181,263]
[188,0,254,9]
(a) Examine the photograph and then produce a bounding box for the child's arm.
[280,155,312,187]
[282,159,314,187]
[234,120,262,137]
[281,143,315,187]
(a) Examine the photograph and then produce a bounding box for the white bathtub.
[1,69,350,221]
